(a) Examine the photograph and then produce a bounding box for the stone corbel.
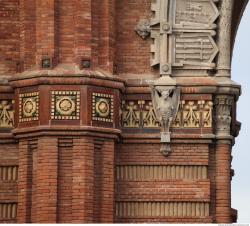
[148,76,180,156]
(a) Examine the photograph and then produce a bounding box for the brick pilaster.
[72,137,94,223]
[17,139,32,223]
[98,140,115,222]
[36,0,58,66]
[98,0,116,72]
[19,0,36,70]
[34,137,58,223]
[74,0,92,62]
[215,142,231,223]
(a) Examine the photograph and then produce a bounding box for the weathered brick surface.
[33,137,58,223]
[116,143,209,165]
[17,139,32,223]
[215,143,232,223]
[72,137,94,223]
[115,0,156,76]
[19,0,36,71]
[57,139,73,223]
[0,143,18,223]
[94,140,115,223]
[0,0,19,75]
[116,180,210,202]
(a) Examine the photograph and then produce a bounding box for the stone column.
[216,0,234,77]
[214,95,234,223]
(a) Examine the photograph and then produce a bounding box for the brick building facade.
[0,0,248,223]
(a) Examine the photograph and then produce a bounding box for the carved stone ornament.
[136,0,220,74]
[19,92,39,122]
[135,19,151,39]
[92,93,114,123]
[51,91,80,120]
[215,95,233,136]
[148,76,180,156]
[0,100,14,128]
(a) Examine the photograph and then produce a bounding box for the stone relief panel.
[92,93,114,123]
[174,0,219,29]
[19,92,39,122]
[51,91,80,120]
[137,0,220,73]
[173,31,218,68]
[0,100,14,128]
[122,99,213,129]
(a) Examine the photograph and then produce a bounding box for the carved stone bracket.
[148,76,180,156]
[215,95,234,136]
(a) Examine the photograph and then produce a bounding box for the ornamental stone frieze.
[0,100,14,128]
[122,98,213,129]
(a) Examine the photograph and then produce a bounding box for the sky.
[231,2,250,223]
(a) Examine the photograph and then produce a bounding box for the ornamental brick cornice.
[11,125,121,140]
[9,74,125,91]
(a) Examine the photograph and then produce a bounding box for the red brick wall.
[0,0,19,75]
[215,143,232,223]
[58,1,74,64]
[19,0,36,71]
[115,0,157,76]
[115,143,211,223]
[57,138,73,223]
[0,143,19,223]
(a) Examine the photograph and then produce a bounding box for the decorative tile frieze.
[19,92,39,122]
[92,93,114,123]
[51,91,80,120]
[122,99,213,129]
[0,100,14,128]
